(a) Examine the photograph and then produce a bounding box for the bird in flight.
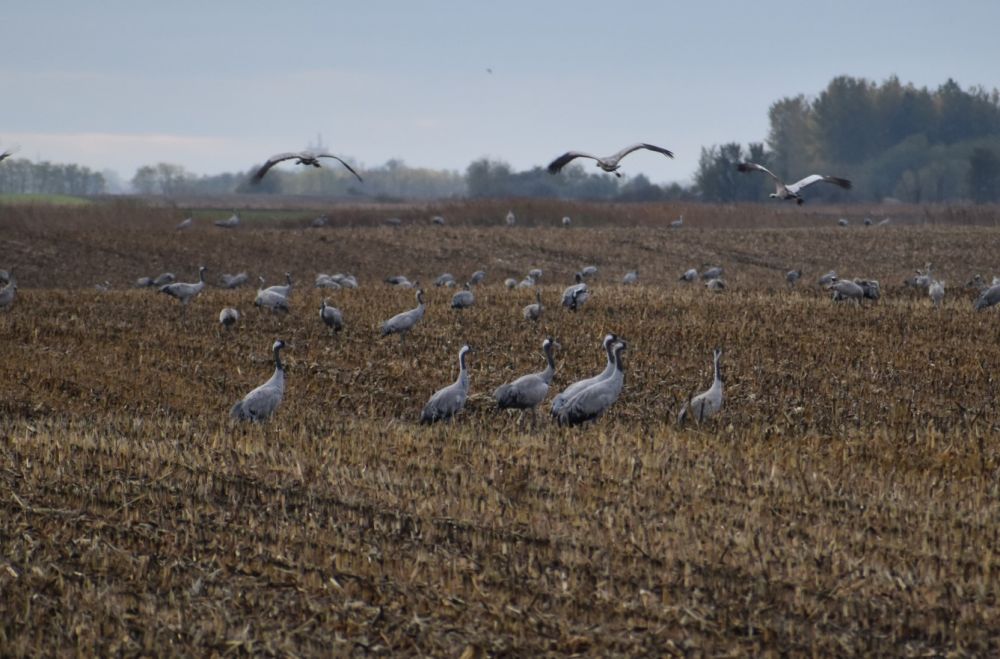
[547,143,674,177]
[251,151,363,184]
[0,145,18,163]
[736,162,851,204]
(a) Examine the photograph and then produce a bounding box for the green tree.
[695,142,771,202]
[812,76,878,164]
[767,95,813,179]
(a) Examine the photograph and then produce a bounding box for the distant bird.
[622,269,639,285]
[966,274,998,293]
[966,274,987,292]
[905,264,933,291]
[0,146,17,163]
[315,272,358,290]
[548,143,674,177]
[877,217,891,226]
[974,283,1000,311]
[580,265,598,279]
[219,307,240,329]
[562,273,590,311]
[135,276,154,288]
[494,338,558,422]
[251,151,362,183]
[736,162,852,204]
[562,216,572,228]
[262,272,293,298]
[856,279,880,301]
[94,281,112,293]
[420,345,471,424]
[0,279,17,310]
[385,275,416,288]
[230,340,286,422]
[818,270,838,287]
[929,280,945,308]
[315,274,342,289]
[176,217,193,230]
[504,278,517,290]
[435,273,457,288]
[670,215,684,229]
[706,278,726,292]
[451,283,475,309]
[332,273,359,289]
[152,272,176,287]
[516,275,537,289]
[701,266,723,280]
[523,289,543,321]
[254,287,289,314]
[381,289,426,341]
[311,215,329,228]
[431,215,446,225]
[468,270,486,286]
[220,272,249,289]
[679,268,698,283]
[678,349,724,425]
[384,217,402,227]
[214,212,241,228]
[528,268,543,281]
[828,277,864,303]
[556,340,627,427]
[0,270,11,284]
[863,217,873,226]
[159,266,207,308]
[838,218,849,227]
[786,269,802,286]
[506,210,516,226]
[320,298,343,333]
[551,334,618,418]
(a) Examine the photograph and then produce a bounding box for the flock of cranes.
[98,256,740,426]
[2,210,998,429]
[197,252,1000,425]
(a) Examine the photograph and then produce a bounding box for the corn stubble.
[1,201,1000,655]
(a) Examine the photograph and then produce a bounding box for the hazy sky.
[4,1,1000,184]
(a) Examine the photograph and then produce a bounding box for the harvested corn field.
[1,200,1000,655]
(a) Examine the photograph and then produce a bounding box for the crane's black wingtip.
[736,162,753,172]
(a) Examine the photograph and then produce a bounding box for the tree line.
[0,159,106,196]
[3,76,999,202]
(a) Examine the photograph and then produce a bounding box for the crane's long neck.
[602,340,616,375]
[541,344,555,383]
[457,350,469,387]
[711,354,721,389]
[614,346,625,373]
[274,346,284,372]
[199,269,205,283]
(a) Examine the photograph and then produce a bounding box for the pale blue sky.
[4,1,999,184]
